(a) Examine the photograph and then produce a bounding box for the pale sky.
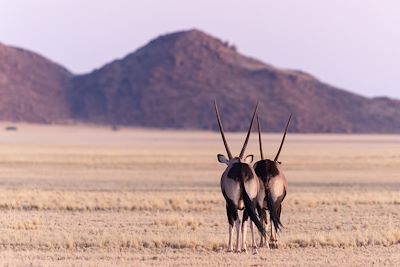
[1,0,399,98]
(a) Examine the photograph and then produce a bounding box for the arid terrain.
[0,124,399,266]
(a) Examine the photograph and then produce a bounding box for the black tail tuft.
[266,190,283,233]
[241,180,266,238]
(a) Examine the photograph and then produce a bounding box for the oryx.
[253,114,291,249]
[214,100,266,254]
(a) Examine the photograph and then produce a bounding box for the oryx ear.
[217,154,229,164]
[244,155,254,164]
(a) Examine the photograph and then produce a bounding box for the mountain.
[69,29,400,133]
[2,30,400,132]
[0,43,72,123]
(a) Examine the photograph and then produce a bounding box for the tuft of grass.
[153,215,203,230]
[282,228,400,249]
[8,219,41,230]
[333,207,339,212]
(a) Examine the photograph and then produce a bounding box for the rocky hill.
[2,30,400,132]
[0,43,72,123]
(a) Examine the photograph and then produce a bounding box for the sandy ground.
[0,123,399,266]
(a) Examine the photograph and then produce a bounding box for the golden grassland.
[0,123,399,266]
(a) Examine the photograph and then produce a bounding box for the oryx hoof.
[269,241,278,249]
[241,247,248,254]
[252,247,258,255]
[226,248,233,253]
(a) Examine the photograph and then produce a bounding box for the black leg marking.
[223,189,239,223]
[242,209,249,223]
[226,205,234,226]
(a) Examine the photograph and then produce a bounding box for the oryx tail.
[241,177,267,238]
[266,189,283,232]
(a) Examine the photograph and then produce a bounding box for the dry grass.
[0,123,399,266]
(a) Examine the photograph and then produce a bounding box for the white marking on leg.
[270,217,277,249]
[266,215,270,249]
[250,221,258,254]
[227,224,233,252]
[270,217,273,244]
[234,219,241,253]
[241,219,247,253]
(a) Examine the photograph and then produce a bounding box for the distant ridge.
[1,30,400,132]
[0,42,72,123]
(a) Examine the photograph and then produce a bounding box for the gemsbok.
[252,114,291,249]
[214,100,266,254]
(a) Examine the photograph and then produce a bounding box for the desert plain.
[0,124,399,266]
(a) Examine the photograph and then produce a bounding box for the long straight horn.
[257,115,264,160]
[214,100,233,159]
[274,114,292,162]
[239,103,259,158]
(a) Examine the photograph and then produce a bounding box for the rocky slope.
[0,43,72,123]
[2,30,400,132]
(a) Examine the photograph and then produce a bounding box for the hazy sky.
[1,0,399,98]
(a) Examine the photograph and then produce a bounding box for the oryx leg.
[226,201,240,253]
[226,205,234,252]
[241,210,249,253]
[269,214,277,249]
[269,204,281,249]
[249,219,258,254]
[234,217,241,253]
[257,205,268,248]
